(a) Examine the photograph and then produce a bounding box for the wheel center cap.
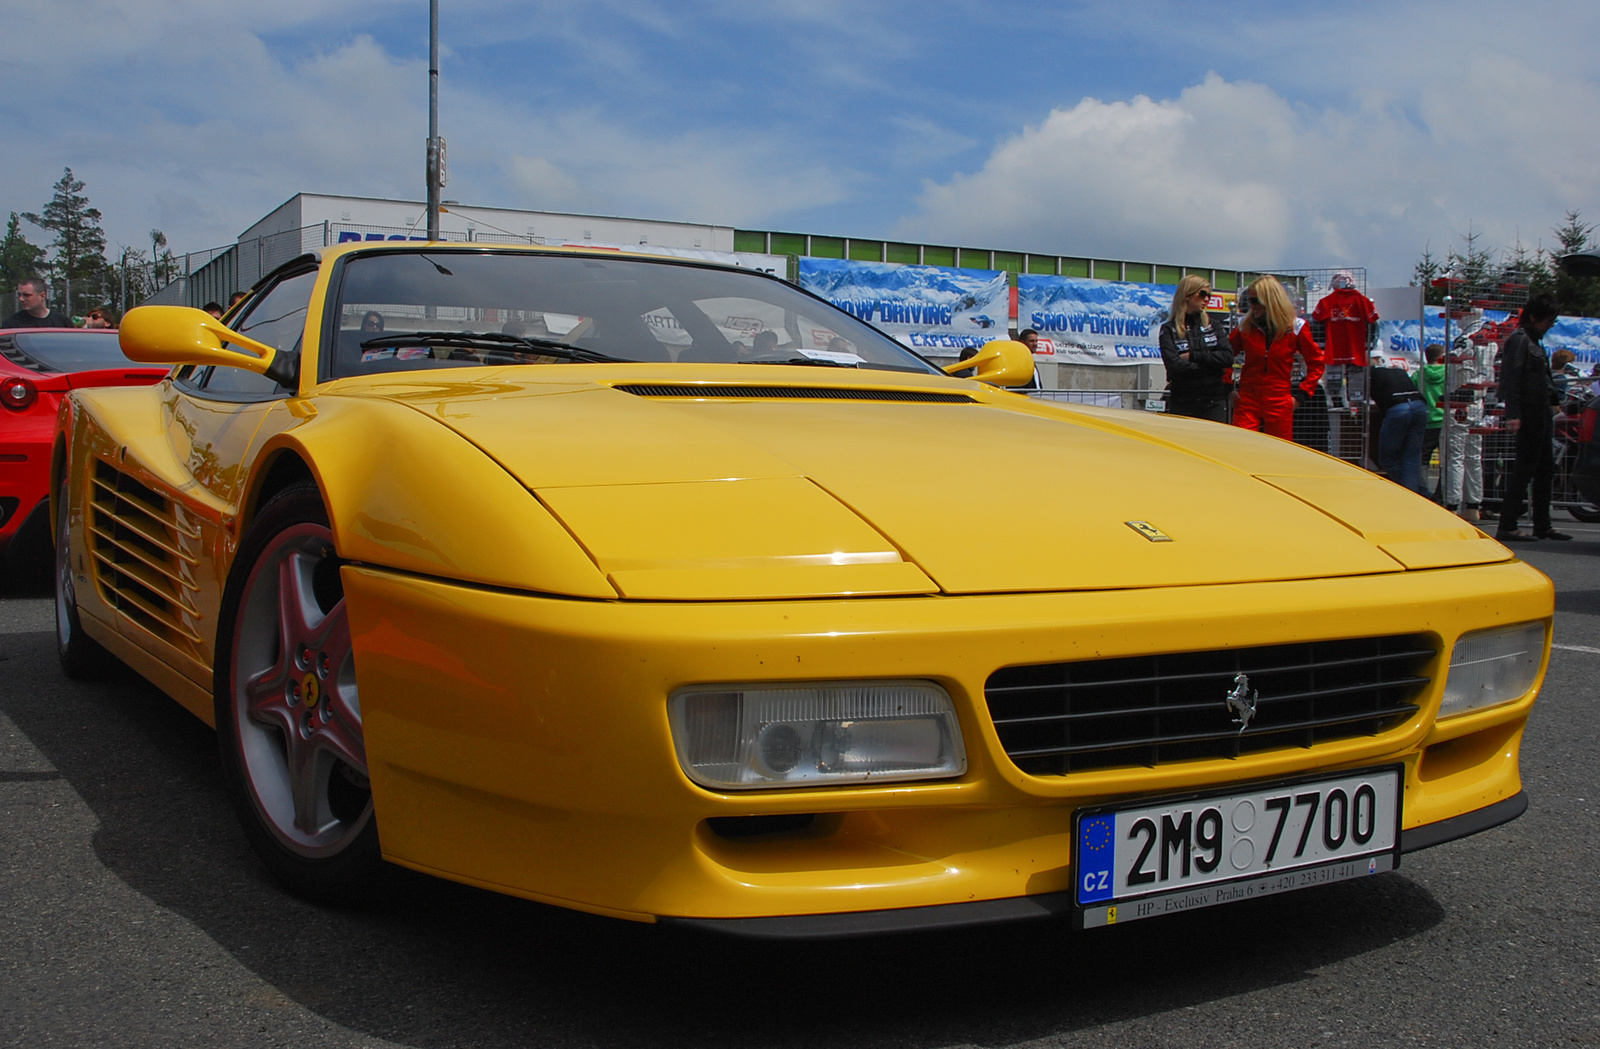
[300,672,320,709]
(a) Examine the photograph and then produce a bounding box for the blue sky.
[2,0,1597,284]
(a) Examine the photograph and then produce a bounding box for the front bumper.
[341,559,1550,923]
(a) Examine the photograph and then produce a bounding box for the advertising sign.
[1547,315,1600,365]
[1017,275,1171,367]
[798,258,1008,352]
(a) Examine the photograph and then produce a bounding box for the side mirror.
[941,339,1035,387]
[119,306,294,384]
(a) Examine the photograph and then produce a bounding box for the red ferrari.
[1,328,169,582]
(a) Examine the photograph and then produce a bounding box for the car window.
[201,270,316,397]
[2,331,137,373]
[328,250,938,378]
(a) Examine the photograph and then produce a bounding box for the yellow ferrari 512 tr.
[52,243,1551,935]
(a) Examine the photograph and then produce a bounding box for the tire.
[214,483,381,902]
[1569,503,1600,523]
[55,475,115,679]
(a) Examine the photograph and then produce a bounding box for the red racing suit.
[1229,317,1324,440]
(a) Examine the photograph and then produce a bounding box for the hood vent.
[613,383,975,404]
[88,460,202,646]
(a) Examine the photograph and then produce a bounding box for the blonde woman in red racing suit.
[1229,275,1324,440]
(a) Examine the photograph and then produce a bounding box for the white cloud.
[0,0,856,258]
[896,68,1600,284]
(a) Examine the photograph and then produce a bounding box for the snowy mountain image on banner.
[1018,275,1174,367]
[798,258,1008,351]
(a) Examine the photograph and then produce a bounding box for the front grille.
[88,460,201,645]
[614,383,974,404]
[986,635,1435,775]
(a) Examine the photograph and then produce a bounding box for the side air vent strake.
[88,460,202,645]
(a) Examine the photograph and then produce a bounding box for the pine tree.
[1412,246,1445,306]
[1445,226,1496,301]
[0,212,45,298]
[1549,210,1600,318]
[22,168,110,316]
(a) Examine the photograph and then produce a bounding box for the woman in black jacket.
[1158,275,1233,422]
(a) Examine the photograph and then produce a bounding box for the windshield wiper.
[738,355,858,368]
[360,331,629,363]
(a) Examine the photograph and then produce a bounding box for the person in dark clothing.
[1369,355,1428,494]
[1158,275,1232,421]
[1496,294,1568,542]
[4,277,73,328]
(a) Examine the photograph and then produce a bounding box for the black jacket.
[1498,327,1556,424]
[1158,312,1232,403]
[1368,365,1422,421]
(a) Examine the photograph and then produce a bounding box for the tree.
[149,229,178,290]
[1549,210,1600,319]
[1412,246,1445,306]
[22,168,110,315]
[1414,211,1600,319]
[0,212,45,298]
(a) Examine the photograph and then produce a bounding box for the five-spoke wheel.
[215,484,381,899]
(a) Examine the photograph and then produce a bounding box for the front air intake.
[986,635,1436,775]
[613,383,975,404]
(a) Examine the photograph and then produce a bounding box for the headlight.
[669,681,965,790]
[1439,621,1546,718]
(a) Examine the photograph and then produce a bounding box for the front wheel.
[214,483,381,901]
[1568,502,1600,523]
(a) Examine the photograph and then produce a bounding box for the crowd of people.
[1158,276,1580,542]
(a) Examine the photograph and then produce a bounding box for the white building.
[171,194,753,308]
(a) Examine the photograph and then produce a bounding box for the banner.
[1547,315,1600,366]
[798,258,1008,351]
[1017,275,1171,367]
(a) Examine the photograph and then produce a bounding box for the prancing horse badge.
[1125,521,1173,542]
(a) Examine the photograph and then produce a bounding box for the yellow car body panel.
[52,242,1552,929]
[342,558,1547,920]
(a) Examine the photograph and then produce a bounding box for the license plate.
[1074,765,1402,929]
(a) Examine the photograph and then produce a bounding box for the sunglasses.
[1246,297,1264,307]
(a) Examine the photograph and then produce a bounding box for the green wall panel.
[768,233,806,257]
[810,236,845,259]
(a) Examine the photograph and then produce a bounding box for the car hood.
[331,368,1508,600]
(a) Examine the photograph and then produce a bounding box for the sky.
[1,0,1597,285]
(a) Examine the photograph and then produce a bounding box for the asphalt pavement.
[2,525,1597,1048]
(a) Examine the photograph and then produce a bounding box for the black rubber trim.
[659,890,1075,940]
[1400,791,1528,853]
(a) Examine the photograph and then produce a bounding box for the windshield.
[327,250,940,378]
[4,331,138,374]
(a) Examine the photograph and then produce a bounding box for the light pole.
[426,0,442,240]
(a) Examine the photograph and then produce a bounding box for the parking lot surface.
[2,529,1597,1048]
